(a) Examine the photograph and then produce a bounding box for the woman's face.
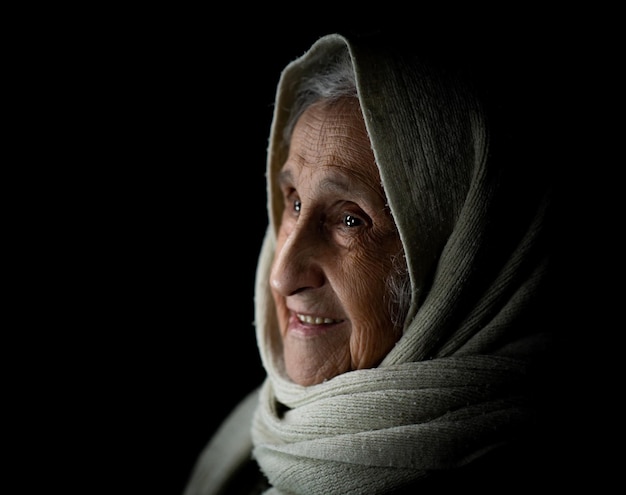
[270,98,405,386]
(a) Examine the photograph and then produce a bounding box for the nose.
[270,219,325,297]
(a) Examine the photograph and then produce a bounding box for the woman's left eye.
[294,199,301,212]
[343,214,362,227]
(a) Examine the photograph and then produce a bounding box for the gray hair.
[282,49,358,145]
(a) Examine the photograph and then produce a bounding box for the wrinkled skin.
[270,98,405,386]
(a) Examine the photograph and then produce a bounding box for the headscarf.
[251,32,553,494]
[184,31,554,495]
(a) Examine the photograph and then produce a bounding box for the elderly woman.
[184,31,555,494]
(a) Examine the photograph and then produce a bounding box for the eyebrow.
[319,174,354,194]
[277,168,293,188]
[278,165,377,201]
[278,165,358,190]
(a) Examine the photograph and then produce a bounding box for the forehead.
[283,98,380,187]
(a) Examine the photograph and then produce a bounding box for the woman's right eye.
[293,199,301,212]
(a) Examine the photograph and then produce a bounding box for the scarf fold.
[249,32,552,494]
[251,354,538,494]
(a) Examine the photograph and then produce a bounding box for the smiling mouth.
[296,314,343,325]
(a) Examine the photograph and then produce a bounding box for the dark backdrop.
[40,12,584,494]
[75,18,376,495]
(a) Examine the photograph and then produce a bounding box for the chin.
[284,355,341,386]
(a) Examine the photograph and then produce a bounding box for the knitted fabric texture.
[252,33,551,494]
[185,32,552,495]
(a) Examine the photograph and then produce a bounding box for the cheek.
[337,251,401,368]
[341,255,391,324]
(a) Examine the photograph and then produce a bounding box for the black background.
[18,8,605,494]
[93,25,340,494]
[47,16,391,495]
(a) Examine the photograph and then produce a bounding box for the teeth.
[297,314,340,325]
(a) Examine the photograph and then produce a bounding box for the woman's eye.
[343,214,362,227]
[294,199,301,212]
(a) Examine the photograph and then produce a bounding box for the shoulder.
[183,387,263,495]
